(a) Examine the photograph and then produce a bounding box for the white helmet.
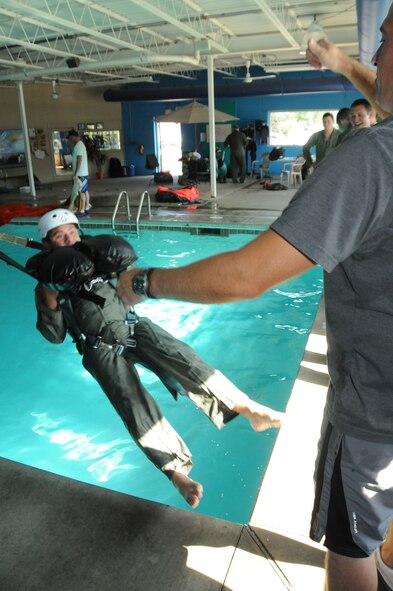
[38,208,79,239]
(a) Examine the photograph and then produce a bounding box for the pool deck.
[0,176,386,590]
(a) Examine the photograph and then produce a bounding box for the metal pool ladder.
[112,190,151,237]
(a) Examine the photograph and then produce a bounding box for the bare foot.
[234,401,284,432]
[171,471,204,508]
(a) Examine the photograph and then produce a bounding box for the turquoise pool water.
[0,223,323,523]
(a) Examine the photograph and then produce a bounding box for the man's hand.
[117,268,145,306]
[42,286,59,310]
[306,38,349,73]
[307,36,389,119]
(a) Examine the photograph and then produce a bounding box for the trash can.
[129,164,135,177]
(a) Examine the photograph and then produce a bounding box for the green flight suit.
[35,281,238,479]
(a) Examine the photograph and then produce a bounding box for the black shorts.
[310,421,393,557]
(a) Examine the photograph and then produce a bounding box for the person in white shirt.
[66,129,91,215]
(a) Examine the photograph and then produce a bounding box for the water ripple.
[31,412,136,482]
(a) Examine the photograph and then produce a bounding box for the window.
[269,110,339,146]
[83,130,121,150]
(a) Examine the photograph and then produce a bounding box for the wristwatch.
[132,268,156,298]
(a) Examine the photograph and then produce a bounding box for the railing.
[135,190,151,237]
[111,189,151,236]
[111,190,131,231]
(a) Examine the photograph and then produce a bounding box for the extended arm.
[307,38,390,119]
[118,229,315,305]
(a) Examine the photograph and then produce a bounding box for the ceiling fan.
[223,60,276,84]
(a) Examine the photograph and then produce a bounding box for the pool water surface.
[0,224,323,523]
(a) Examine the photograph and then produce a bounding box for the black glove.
[76,235,137,276]
[36,247,95,292]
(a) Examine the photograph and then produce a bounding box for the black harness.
[58,282,138,357]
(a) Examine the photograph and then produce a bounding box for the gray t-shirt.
[272,116,393,443]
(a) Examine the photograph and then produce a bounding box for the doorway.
[157,122,182,176]
[52,130,73,176]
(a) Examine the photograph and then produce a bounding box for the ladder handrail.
[111,189,151,236]
[111,190,131,231]
[135,190,151,237]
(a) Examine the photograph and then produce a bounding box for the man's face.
[322,116,334,131]
[46,223,81,248]
[350,105,372,129]
[67,135,78,146]
[373,6,393,112]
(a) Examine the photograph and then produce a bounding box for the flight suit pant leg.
[238,150,246,183]
[229,151,239,182]
[131,318,239,430]
[82,346,192,479]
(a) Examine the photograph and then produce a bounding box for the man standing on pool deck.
[28,209,283,510]
[117,6,393,590]
[306,29,393,591]
[66,129,92,214]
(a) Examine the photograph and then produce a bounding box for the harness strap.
[58,296,86,355]
[58,296,138,356]
[77,287,106,308]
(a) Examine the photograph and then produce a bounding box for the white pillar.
[16,82,36,198]
[207,55,217,199]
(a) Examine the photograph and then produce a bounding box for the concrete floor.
[0,175,388,590]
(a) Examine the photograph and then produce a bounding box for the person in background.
[117,6,393,589]
[27,209,283,510]
[302,112,341,170]
[350,98,374,130]
[336,107,352,145]
[224,124,247,184]
[66,129,91,216]
[306,27,393,591]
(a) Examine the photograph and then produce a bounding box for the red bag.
[155,185,200,203]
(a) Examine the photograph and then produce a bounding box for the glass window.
[83,130,121,150]
[269,110,339,146]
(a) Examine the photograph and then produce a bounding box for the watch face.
[133,273,147,296]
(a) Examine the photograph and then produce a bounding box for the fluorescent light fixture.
[300,15,326,55]
[51,79,60,99]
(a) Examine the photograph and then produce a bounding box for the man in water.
[28,209,282,509]
[118,5,393,589]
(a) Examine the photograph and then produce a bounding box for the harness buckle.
[112,343,125,356]
[85,335,103,349]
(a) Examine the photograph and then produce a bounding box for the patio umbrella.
[156,100,239,124]
[157,100,239,150]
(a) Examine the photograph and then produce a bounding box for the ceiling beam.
[127,0,229,54]
[0,54,200,82]
[252,0,300,48]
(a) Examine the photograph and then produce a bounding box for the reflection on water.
[31,412,137,482]
[273,287,322,299]
[274,324,310,335]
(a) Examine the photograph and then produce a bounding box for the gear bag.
[153,171,173,184]
[155,185,200,203]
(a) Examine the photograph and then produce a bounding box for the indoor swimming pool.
[0,223,323,523]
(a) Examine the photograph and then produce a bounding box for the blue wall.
[121,74,362,176]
